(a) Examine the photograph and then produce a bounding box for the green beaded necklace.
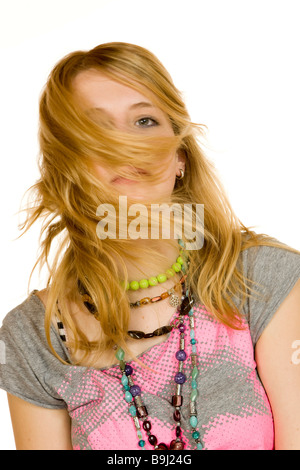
[124,255,185,291]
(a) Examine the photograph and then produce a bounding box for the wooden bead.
[173,409,181,422]
[148,434,157,446]
[180,297,194,315]
[172,395,183,407]
[170,440,185,450]
[151,296,162,303]
[160,292,169,299]
[140,297,151,305]
[143,420,152,431]
[136,406,148,418]
[156,443,169,450]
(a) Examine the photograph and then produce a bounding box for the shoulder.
[237,238,300,345]
[240,238,300,276]
[239,238,300,296]
[33,288,48,308]
[0,290,69,409]
[2,290,46,332]
[0,289,66,361]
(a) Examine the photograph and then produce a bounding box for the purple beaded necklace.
[115,282,203,450]
[57,239,202,449]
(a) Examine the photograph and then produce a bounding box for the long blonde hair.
[19,42,289,365]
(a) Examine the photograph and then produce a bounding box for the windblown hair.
[20,42,289,366]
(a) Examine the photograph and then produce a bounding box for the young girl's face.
[72,69,185,201]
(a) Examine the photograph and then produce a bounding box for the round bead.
[176,256,184,265]
[125,364,133,376]
[192,431,200,440]
[191,339,197,345]
[148,434,157,446]
[172,262,181,272]
[129,405,136,416]
[123,384,130,391]
[129,281,140,290]
[174,372,186,384]
[148,277,158,286]
[157,273,167,283]
[170,440,185,450]
[138,440,146,447]
[130,385,141,397]
[124,391,133,402]
[156,443,168,450]
[166,268,175,278]
[190,416,198,427]
[175,350,187,361]
[139,279,149,289]
[178,324,186,333]
[143,420,152,431]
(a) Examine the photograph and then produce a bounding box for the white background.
[0,0,299,449]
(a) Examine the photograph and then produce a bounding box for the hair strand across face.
[19,42,295,367]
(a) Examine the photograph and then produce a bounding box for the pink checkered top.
[1,242,300,449]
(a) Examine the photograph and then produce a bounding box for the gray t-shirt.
[1,242,300,450]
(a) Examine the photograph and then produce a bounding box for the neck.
[115,238,183,304]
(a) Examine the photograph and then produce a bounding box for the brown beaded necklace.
[78,275,187,339]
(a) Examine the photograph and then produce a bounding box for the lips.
[111,177,138,185]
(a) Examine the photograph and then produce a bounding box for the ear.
[176,149,186,175]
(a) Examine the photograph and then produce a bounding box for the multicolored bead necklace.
[77,255,186,316]
[65,240,203,449]
[129,274,186,309]
[115,282,203,450]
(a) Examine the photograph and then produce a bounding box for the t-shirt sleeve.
[0,293,68,409]
[241,241,300,346]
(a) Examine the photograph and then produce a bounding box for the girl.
[1,42,300,450]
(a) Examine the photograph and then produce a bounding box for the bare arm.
[255,278,300,450]
[7,393,73,450]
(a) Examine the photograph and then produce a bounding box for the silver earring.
[176,169,185,180]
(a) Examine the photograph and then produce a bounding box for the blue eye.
[135,117,159,127]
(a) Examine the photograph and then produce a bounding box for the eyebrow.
[129,101,155,110]
[92,101,156,112]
